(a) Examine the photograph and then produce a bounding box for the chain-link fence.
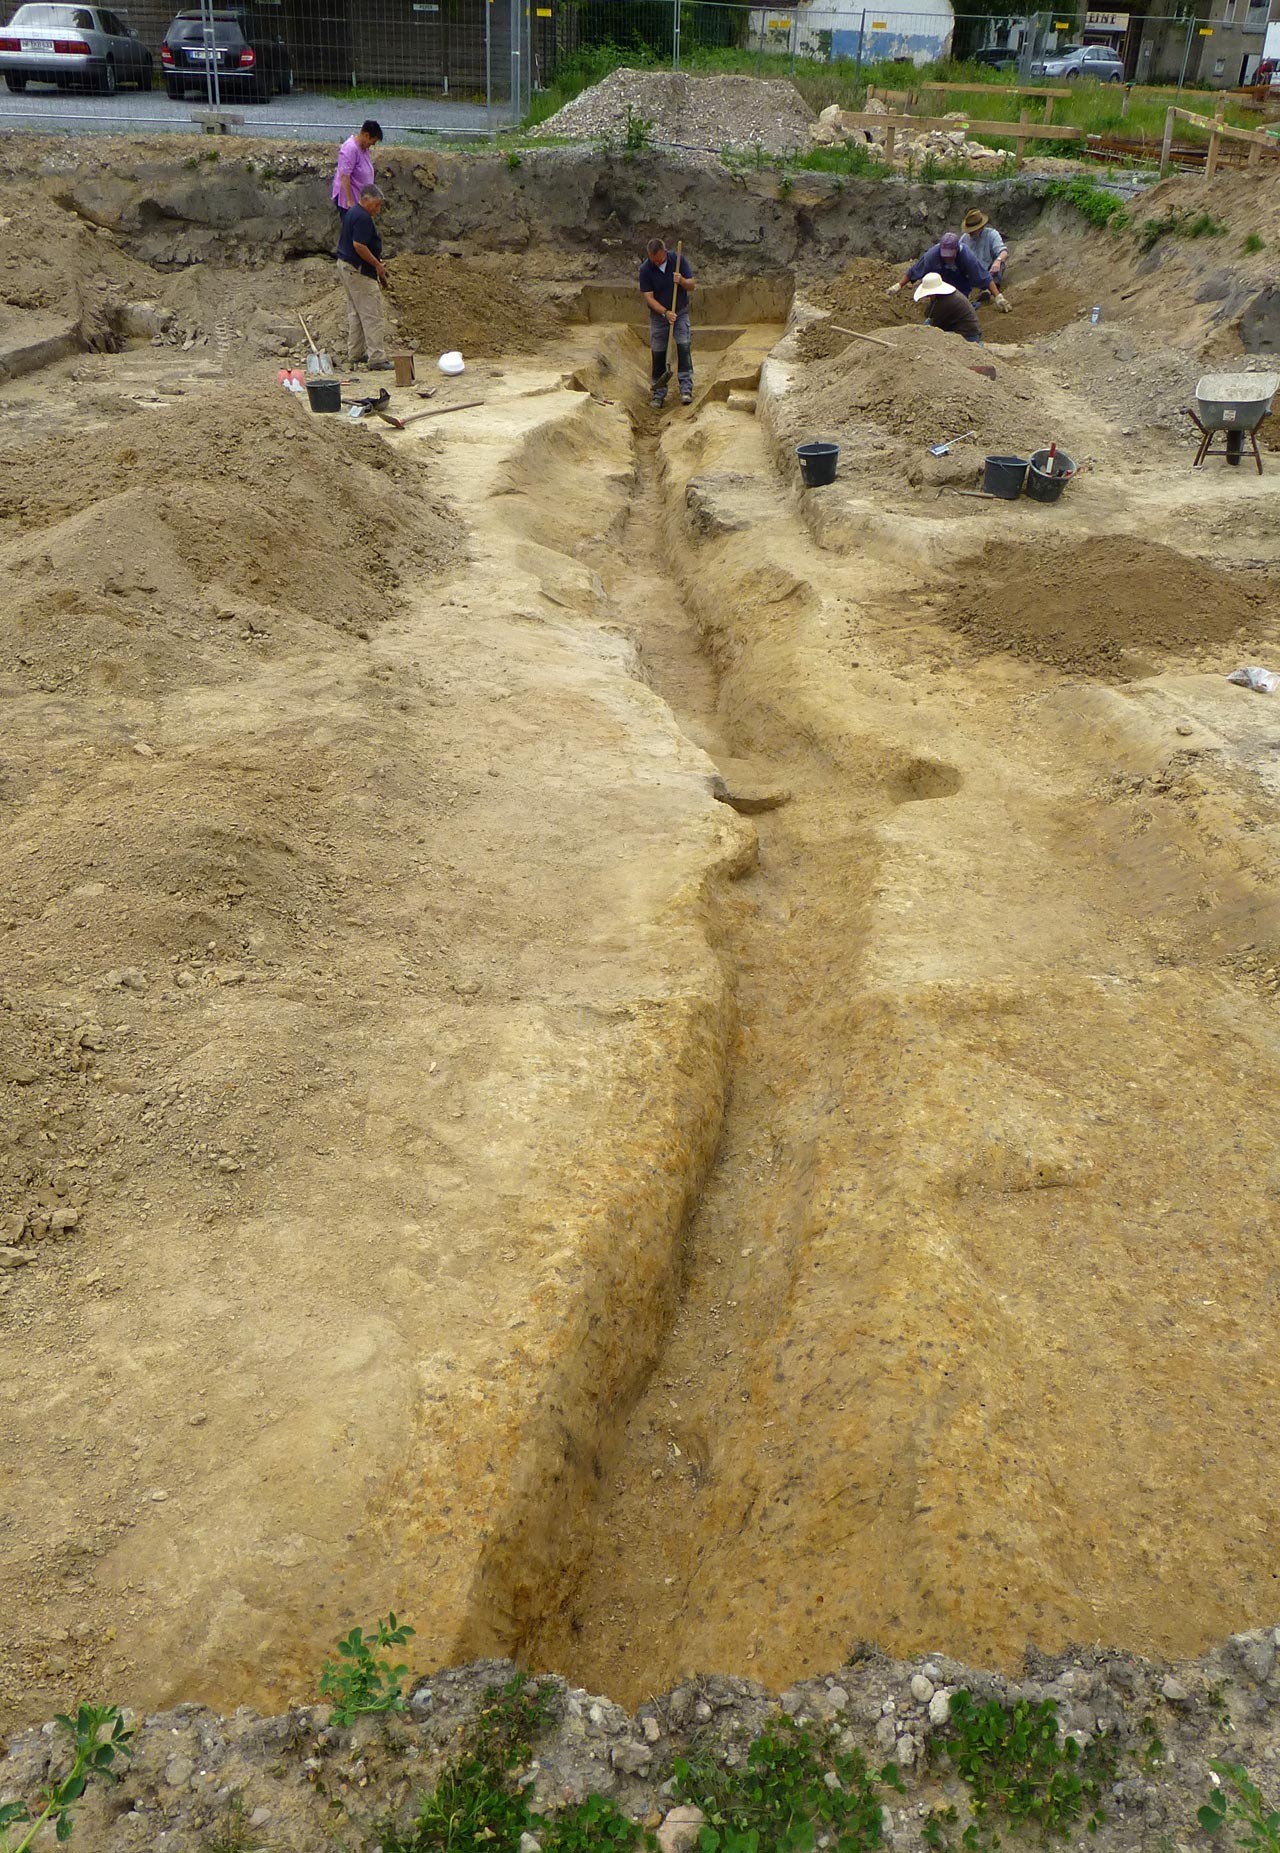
[0,0,1274,134]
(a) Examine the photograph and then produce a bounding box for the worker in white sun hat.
[913,272,985,344]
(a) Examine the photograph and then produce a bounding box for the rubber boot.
[651,348,669,409]
[677,342,693,405]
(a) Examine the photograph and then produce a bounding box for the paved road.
[0,87,503,138]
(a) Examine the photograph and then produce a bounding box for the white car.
[0,2,153,92]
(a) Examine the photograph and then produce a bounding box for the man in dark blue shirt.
[639,237,696,409]
[889,231,1007,310]
[335,184,392,372]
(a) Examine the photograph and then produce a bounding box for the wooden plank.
[1168,103,1275,146]
[1160,105,1177,176]
[916,80,1070,97]
[833,108,1085,140]
[1207,124,1221,178]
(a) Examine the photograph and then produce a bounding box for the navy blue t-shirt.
[336,204,382,279]
[639,248,692,312]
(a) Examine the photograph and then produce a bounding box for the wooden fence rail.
[1159,102,1280,176]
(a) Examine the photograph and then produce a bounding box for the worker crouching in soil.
[960,207,1009,302]
[640,237,695,408]
[913,271,984,344]
[335,184,393,373]
[890,230,1011,315]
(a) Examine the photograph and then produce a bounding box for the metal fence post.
[1177,13,1195,88]
[197,0,220,112]
[853,6,866,78]
[672,0,680,69]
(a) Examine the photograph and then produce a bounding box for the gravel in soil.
[531,66,815,154]
[937,537,1271,678]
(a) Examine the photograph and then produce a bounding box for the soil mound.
[532,66,814,153]
[385,254,557,357]
[783,323,1055,456]
[941,537,1269,677]
[0,199,156,351]
[0,385,455,662]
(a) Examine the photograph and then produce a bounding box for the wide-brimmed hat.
[914,271,956,301]
[963,208,988,231]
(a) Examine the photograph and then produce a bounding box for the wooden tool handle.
[298,312,320,357]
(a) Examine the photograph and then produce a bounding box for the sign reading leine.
[1085,9,1129,28]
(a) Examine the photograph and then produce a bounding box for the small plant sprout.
[1242,232,1264,255]
[1198,1761,1280,1853]
[318,1612,415,1726]
[0,1704,134,1852]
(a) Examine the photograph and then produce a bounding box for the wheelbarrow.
[1183,372,1279,474]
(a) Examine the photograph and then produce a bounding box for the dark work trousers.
[648,305,692,402]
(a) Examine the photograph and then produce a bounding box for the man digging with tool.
[335,183,393,374]
[639,237,695,409]
[912,271,984,344]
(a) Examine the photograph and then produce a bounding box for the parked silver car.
[1031,41,1125,80]
[0,2,153,92]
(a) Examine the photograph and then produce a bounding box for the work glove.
[995,293,1012,314]
[885,281,903,295]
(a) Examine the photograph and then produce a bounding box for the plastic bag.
[1226,666,1279,693]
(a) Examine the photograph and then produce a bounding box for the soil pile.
[941,537,1269,677]
[0,385,455,666]
[532,67,814,153]
[784,324,1054,455]
[385,253,558,357]
[0,199,156,350]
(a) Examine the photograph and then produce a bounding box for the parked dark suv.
[160,6,292,102]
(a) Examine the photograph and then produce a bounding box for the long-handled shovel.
[651,238,683,399]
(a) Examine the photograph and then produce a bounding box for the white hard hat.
[437,350,465,375]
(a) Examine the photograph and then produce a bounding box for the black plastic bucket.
[797,441,839,488]
[982,454,1027,499]
[306,379,341,414]
[1025,447,1074,503]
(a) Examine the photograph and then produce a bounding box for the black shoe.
[680,390,693,405]
[367,359,394,372]
[650,392,666,409]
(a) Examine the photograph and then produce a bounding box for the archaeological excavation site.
[2,95,1280,1853]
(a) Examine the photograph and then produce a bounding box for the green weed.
[0,1704,133,1853]
[672,1716,891,1853]
[505,149,523,169]
[1135,207,1226,253]
[318,1613,415,1727]
[1198,1762,1280,1853]
[623,104,655,152]
[1242,231,1265,254]
[1045,175,1130,231]
[941,1689,1110,1846]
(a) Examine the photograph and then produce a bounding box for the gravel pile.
[532,67,815,153]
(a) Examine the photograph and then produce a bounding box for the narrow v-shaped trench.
[526,372,883,1702]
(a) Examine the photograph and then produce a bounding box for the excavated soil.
[936,538,1269,677]
[6,137,1280,1775]
[796,257,1089,361]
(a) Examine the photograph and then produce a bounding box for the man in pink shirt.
[331,120,383,218]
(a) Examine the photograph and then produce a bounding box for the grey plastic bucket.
[982,454,1027,499]
[797,441,839,487]
[1025,448,1074,503]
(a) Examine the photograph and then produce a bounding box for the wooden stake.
[1015,105,1030,171]
[1160,104,1176,176]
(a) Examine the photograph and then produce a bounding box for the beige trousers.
[336,259,388,365]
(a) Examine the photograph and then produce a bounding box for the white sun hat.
[437,350,465,375]
[913,271,957,302]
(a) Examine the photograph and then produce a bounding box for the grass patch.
[1045,174,1130,229]
[1135,205,1227,251]
[1242,231,1265,254]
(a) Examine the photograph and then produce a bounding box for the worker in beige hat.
[960,207,1010,304]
